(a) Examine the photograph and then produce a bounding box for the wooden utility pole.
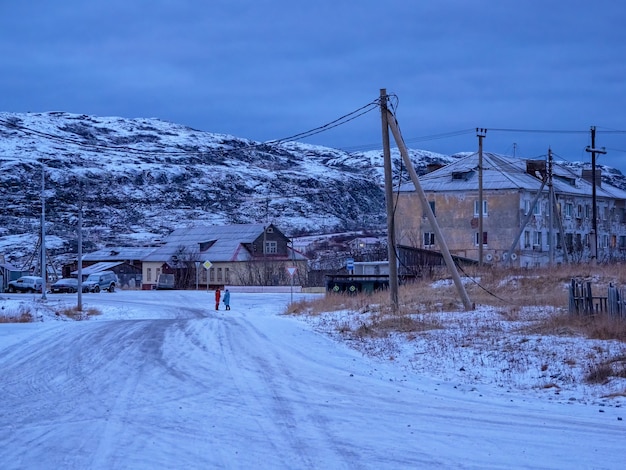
[380,89,399,313]
[585,126,606,263]
[477,128,487,266]
[385,104,473,311]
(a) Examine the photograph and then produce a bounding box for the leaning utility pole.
[380,89,399,313]
[477,128,487,266]
[383,95,473,311]
[585,126,606,264]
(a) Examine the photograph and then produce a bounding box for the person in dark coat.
[223,289,231,310]
[215,288,221,310]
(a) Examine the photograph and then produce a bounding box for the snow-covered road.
[0,291,624,469]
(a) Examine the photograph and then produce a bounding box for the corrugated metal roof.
[82,247,156,261]
[399,152,626,200]
[72,261,123,275]
[142,224,270,263]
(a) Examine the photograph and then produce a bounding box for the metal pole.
[41,162,47,300]
[290,238,294,304]
[380,89,399,313]
[77,191,83,310]
[195,261,200,290]
[477,129,487,266]
[548,149,554,266]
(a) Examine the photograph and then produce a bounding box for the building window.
[475,231,488,246]
[564,203,573,218]
[147,268,152,282]
[474,200,488,216]
[265,241,277,254]
[210,268,215,282]
[598,234,608,249]
[619,236,626,249]
[586,205,592,219]
[428,201,436,216]
[565,233,574,253]
[533,231,542,248]
[423,232,435,247]
[217,267,223,282]
[524,231,531,249]
[576,204,582,218]
[225,267,230,283]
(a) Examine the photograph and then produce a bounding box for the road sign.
[346,258,354,271]
[287,266,297,277]
[203,260,212,269]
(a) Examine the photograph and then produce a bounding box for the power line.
[263,99,381,145]
[488,128,588,134]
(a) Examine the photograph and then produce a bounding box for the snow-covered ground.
[0,290,625,469]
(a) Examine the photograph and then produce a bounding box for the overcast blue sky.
[2,1,625,170]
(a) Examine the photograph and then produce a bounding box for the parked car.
[7,276,43,293]
[155,273,175,290]
[50,278,89,294]
[83,271,118,293]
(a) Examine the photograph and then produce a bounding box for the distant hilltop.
[0,111,622,268]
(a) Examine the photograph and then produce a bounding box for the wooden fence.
[569,279,626,318]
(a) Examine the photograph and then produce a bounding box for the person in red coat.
[215,288,221,310]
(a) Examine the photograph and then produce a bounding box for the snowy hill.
[2,111,624,270]
[0,112,453,268]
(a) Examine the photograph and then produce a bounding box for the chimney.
[582,169,602,187]
[426,163,444,173]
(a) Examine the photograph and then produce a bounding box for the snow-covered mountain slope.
[0,112,452,267]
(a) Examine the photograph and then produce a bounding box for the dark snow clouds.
[1,1,625,170]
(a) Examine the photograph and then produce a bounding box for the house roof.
[0,262,20,271]
[349,237,380,244]
[399,152,626,200]
[82,246,157,262]
[142,223,307,263]
[72,261,123,275]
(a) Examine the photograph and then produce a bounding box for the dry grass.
[585,356,626,384]
[58,306,102,320]
[288,264,626,397]
[290,264,626,341]
[0,306,34,323]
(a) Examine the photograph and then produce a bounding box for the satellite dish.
[485,253,493,262]
[511,253,518,261]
